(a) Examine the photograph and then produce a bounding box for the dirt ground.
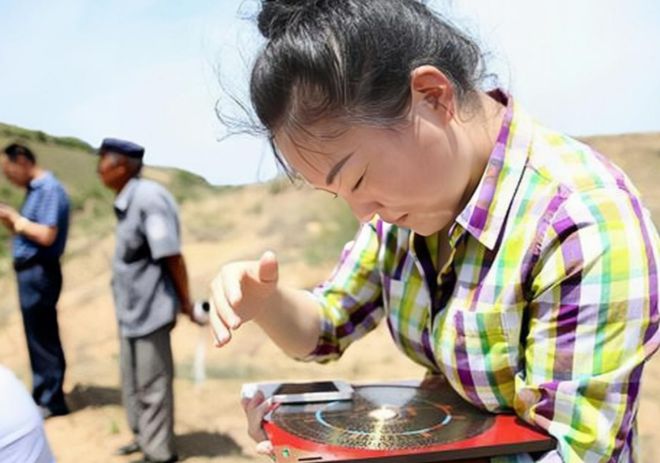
[1,133,660,462]
[0,186,437,463]
[0,236,434,463]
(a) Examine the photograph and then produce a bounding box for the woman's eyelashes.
[315,186,339,198]
[351,170,366,192]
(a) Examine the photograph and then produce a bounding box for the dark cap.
[99,138,145,159]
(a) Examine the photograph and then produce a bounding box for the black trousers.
[16,260,68,412]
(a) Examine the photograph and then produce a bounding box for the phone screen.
[273,381,339,395]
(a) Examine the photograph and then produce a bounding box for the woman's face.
[274,107,476,236]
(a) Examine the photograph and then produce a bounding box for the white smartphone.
[241,380,354,404]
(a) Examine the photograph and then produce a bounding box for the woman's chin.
[408,217,451,236]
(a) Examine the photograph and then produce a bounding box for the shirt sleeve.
[516,189,660,462]
[142,190,181,260]
[302,219,385,363]
[34,185,62,227]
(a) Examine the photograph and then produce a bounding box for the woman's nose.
[348,199,381,223]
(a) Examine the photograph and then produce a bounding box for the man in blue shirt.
[0,143,70,419]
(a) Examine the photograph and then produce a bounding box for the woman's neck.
[472,91,507,166]
[454,91,507,214]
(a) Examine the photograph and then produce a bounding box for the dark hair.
[3,143,37,164]
[251,0,487,136]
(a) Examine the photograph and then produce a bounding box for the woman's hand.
[241,390,277,457]
[419,372,447,390]
[209,251,279,347]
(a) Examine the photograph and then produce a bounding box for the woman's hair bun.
[257,0,316,40]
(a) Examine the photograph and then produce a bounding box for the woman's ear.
[409,65,455,124]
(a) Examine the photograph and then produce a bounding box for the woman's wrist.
[254,286,283,326]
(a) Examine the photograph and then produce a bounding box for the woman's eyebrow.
[325,152,354,186]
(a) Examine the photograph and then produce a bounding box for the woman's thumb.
[258,250,279,284]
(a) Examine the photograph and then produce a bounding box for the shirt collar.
[114,177,140,214]
[453,91,534,250]
[27,171,53,191]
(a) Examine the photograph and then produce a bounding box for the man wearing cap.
[97,138,193,463]
[0,142,70,420]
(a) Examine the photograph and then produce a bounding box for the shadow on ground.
[177,431,243,459]
[66,383,122,411]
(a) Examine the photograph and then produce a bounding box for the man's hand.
[0,204,19,231]
[181,299,195,323]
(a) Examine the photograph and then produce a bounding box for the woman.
[210,1,660,461]
[0,365,55,463]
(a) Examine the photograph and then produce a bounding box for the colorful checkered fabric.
[307,96,660,462]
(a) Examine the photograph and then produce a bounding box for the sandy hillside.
[0,133,659,463]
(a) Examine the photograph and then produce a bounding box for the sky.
[1,0,659,185]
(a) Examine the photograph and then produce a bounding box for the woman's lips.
[388,213,408,225]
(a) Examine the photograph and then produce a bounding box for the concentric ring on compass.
[271,385,496,450]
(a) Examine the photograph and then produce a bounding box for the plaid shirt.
[308,95,660,462]
[13,171,70,263]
